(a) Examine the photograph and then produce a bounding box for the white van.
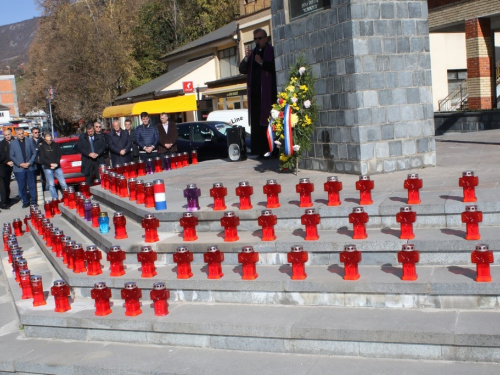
[206,109,250,134]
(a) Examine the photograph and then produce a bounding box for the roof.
[161,21,238,59]
[115,56,214,101]
[0,104,10,111]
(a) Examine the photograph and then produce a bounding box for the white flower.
[293,145,300,151]
[274,140,281,148]
[304,100,311,108]
[299,67,306,75]
[291,96,298,103]
[271,109,280,119]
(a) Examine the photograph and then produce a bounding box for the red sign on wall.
[183,81,194,93]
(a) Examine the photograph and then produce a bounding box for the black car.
[176,121,251,161]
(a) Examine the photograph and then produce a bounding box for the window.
[177,125,190,141]
[447,70,467,95]
[0,113,4,117]
[193,123,215,142]
[59,141,78,155]
[218,47,239,78]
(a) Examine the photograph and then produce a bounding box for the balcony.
[242,0,271,16]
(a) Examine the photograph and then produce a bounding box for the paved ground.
[2,129,500,373]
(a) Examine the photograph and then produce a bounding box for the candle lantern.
[43,200,54,219]
[24,215,31,233]
[142,214,160,243]
[113,212,128,239]
[19,270,33,299]
[76,193,85,217]
[128,178,137,201]
[238,246,259,280]
[151,282,170,316]
[113,175,122,195]
[220,211,240,242]
[62,187,70,205]
[15,258,28,283]
[210,182,227,211]
[182,152,189,167]
[53,230,64,257]
[397,244,420,281]
[11,255,24,279]
[191,150,198,165]
[79,181,91,198]
[129,161,138,178]
[72,244,87,273]
[122,162,130,178]
[183,183,201,211]
[51,198,61,215]
[301,208,320,240]
[85,245,103,276]
[170,154,178,170]
[137,159,146,176]
[204,245,224,279]
[153,179,167,210]
[135,179,145,204]
[235,181,253,210]
[180,212,198,241]
[287,245,308,280]
[471,244,494,282]
[340,244,362,280]
[396,206,417,240]
[257,210,277,241]
[263,179,281,208]
[60,236,71,261]
[462,205,483,240]
[68,187,76,209]
[107,245,126,277]
[404,173,422,204]
[119,175,128,198]
[8,246,22,265]
[144,182,155,208]
[91,203,100,228]
[121,282,142,316]
[356,175,374,205]
[137,246,157,278]
[65,240,76,269]
[163,155,171,171]
[146,158,154,174]
[13,218,24,236]
[324,176,343,206]
[31,275,47,306]
[349,207,369,239]
[102,170,110,190]
[154,157,163,173]
[296,178,314,207]
[83,199,92,222]
[91,282,112,316]
[115,164,124,176]
[51,280,71,313]
[109,173,117,195]
[98,212,110,234]
[173,246,193,279]
[98,164,107,181]
[459,171,478,203]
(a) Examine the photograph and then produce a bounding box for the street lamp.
[42,69,55,137]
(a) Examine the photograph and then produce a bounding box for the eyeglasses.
[95,126,101,128]
[32,132,39,134]
[254,36,265,41]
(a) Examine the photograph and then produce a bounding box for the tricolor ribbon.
[283,104,294,156]
[267,119,275,153]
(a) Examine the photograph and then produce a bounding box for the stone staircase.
[3,169,500,366]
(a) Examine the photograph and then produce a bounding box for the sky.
[0,0,40,26]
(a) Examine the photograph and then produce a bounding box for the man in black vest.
[76,124,106,185]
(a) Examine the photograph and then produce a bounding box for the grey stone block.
[378,90,393,106]
[398,71,413,87]
[368,38,382,54]
[376,142,389,158]
[361,56,376,72]
[369,73,385,90]
[381,124,394,140]
[403,139,416,156]
[365,3,380,19]
[407,88,420,104]
[387,106,401,122]
[397,37,411,53]
[411,37,425,53]
[381,3,395,19]
[390,54,404,70]
[372,107,386,125]
[408,3,422,18]
[385,72,399,88]
[389,141,402,156]
[376,56,391,71]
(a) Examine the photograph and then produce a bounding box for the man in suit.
[94,121,110,166]
[156,112,178,155]
[76,124,106,185]
[108,120,132,166]
[125,118,139,162]
[0,129,14,209]
[9,127,38,208]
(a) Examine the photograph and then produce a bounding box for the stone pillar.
[271,0,436,175]
[465,18,494,110]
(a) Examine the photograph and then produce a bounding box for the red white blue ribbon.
[267,119,274,153]
[283,104,293,156]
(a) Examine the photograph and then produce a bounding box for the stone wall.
[271,0,436,174]
[434,110,500,135]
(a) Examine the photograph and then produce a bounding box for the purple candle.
[146,158,154,174]
[183,183,201,211]
[83,199,92,222]
[163,155,171,171]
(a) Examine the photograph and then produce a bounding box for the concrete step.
[29,218,500,309]
[59,202,500,266]
[90,181,500,230]
[2,330,500,375]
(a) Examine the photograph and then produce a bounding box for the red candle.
[324,176,343,206]
[91,282,112,316]
[173,246,193,279]
[204,246,224,279]
[238,246,259,280]
[50,280,71,313]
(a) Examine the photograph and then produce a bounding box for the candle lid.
[30,275,42,282]
[144,182,153,187]
[299,178,310,184]
[45,200,52,204]
[110,245,122,252]
[129,161,136,165]
[305,208,316,215]
[266,179,277,185]
[84,199,91,203]
[207,245,219,253]
[239,181,250,187]
[153,282,166,290]
[400,206,412,212]
[359,175,370,181]
[187,183,197,189]
[128,178,136,183]
[327,176,338,182]
[191,150,197,154]
[213,182,224,188]
[154,157,161,160]
[176,246,188,253]
[86,245,98,252]
[54,230,63,236]
[144,214,155,220]
[136,180,144,185]
[115,164,122,168]
[94,281,107,290]
[463,170,474,177]
[163,155,170,159]
[407,173,419,179]
[67,240,76,246]
[13,218,21,222]
[99,212,108,217]
[475,244,489,252]
[147,158,153,161]
[465,205,478,212]
[19,269,30,277]
[344,244,357,252]
[91,203,100,208]
[183,212,194,218]
[402,244,415,251]
[80,182,87,186]
[114,212,124,217]
[119,175,127,180]
[124,282,137,289]
[242,246,254,253]
[153,179,164,185]
[261,210,273,216]
[53,280,66,287]
[16,258,27,266]
[291,245,304,252]
[140,246,153,253]
[224,211,235,217]
[183,152,188,155]
[72,244,83,250]
[353,207,364,213]
[61,236,71,242]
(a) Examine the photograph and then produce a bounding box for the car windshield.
[213,123,233,135]
[59,140,78,155]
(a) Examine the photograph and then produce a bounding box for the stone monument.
[271,0,436,174]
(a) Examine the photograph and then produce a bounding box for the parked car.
[176,121,251,161]
[54,136,85,185]
[206,109,250,134]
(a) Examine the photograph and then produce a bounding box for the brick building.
[428,0,500,110]
[0,75,19,118]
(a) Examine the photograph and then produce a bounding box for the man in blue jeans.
[9,127,37,208]
[38,133,68,199]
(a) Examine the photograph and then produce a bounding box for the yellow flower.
[292,103,299,111]
[280,134,284,139]
[280,92,288,100]
[291,113,299,127]
[286,85,295,93]
[300,85,308,92]
[280,154,290,162]
[291,77,298,83]
[304,115,312,125]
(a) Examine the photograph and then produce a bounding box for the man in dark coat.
[125,118,139,162]
[156,112,178,155]
[108,120,132,166]
[0,129,14,209]
[239,28,277,158]
[76,124,106,185]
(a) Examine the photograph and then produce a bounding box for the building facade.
[0,75,19,118]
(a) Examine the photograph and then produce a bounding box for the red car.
[54,136,86,185]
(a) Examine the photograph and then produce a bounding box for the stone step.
[2,331,500,375]
[59,203,500,266]
[90,182,500,231]
[29,218,500,310]
[15,294,500,363]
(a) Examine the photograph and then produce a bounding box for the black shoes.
[22,203,30,208]
[1,205,9,209]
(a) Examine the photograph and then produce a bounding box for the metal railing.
[438,79,468,112]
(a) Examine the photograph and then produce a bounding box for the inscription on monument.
[289,0,331,21]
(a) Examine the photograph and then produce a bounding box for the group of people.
[77,111,178,186]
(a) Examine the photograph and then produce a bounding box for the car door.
[176,124,192,154]
[191,123,226,160]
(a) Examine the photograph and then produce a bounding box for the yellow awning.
[203,83,247,96]
[102,95,197,118]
